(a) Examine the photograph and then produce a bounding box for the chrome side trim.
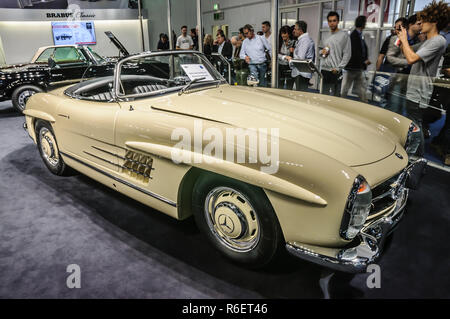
[83,151,122,168]
[91,145,125,159]
[87,146,155,179]
[91,146,156,171]
[150,105,229,125]
[60,151,176,207]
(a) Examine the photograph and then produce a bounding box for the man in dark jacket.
[213,30,233,59]
[212,30,233,80]
[341,15,371,103]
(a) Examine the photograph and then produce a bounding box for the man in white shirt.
[320,11,351,96]
[176,25,194,50]
[240,24,272,87]
[398,0,448,156]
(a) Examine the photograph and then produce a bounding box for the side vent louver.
[122,150,154,184]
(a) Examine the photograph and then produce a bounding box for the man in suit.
[341,15,371,103]
[212,30,233,80]
[213,30,233,59]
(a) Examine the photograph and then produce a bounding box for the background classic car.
[0,32,128,113]
[23,50,425,273]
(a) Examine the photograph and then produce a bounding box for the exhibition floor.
[0,101,449,299]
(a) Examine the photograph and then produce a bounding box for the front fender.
[125,141,328,206]
[23,109,56,124]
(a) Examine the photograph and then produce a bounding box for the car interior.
[63,53,222,102]
[64,74,190,102]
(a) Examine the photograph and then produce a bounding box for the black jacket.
[157,40,169,51]
[213,41,233,59]
[204,44,213,56]
[345,29,368,70]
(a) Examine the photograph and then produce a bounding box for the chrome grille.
[369,171,404,218]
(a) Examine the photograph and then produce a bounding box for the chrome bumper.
[286,159,426,273]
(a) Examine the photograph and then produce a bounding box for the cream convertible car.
[23,51,425,273]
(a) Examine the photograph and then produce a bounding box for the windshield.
[69,52,225,102]
[86,46,106,64]
[116,52,225,98]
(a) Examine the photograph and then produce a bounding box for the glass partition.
[384,0,402,27]
[321,2,334,29]
[205,0,450,166]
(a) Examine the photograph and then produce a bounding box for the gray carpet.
[0,101,449,299]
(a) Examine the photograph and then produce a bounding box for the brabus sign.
[46,12,96,19]
[0,9,141,22]
[46,12,72,18]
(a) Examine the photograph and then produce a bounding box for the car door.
[54,97,121,173]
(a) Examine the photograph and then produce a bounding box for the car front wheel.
[192,173,284,267]
[35,120,69,176]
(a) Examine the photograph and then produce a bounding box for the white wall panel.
[0,19,149,64]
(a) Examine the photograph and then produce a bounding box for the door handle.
[58,114,70,119]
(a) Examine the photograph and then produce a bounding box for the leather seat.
[90,92,113,101]
[133,84,167,94]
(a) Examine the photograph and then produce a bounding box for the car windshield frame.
[113,50,226,101]
[84,46,106,65]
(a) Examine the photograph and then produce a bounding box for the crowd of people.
[156,1,449,164]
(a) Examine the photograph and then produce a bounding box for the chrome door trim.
[60,151,176,207]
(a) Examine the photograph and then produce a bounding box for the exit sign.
[213,12,224,21]
[213,4,219,10]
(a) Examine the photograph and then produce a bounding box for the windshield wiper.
[178,77,205,96]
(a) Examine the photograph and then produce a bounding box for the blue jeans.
[248,63,267,87]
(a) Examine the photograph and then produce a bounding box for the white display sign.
[180,64,214,81]
[52,21,96,45]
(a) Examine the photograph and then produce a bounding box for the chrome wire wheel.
[17,90,35,111]
[204,187,261,252]
[39,127,60,167]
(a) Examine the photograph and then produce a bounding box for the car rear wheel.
[12,85,43,113]
[35,120,69,176]
[192,173,284,267]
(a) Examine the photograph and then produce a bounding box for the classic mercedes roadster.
[23,50,425,272]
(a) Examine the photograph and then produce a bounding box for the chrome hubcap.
[18,90,36,110]
[40,128,59,167]
[204,187,260,252]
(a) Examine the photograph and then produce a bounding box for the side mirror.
[48,57,58,69]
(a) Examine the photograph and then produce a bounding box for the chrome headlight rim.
[340,175,372,241]
[404,121,421,157]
